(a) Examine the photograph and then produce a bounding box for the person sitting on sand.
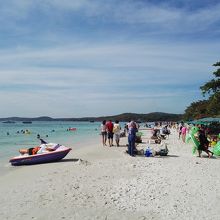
[151,128,160,139]
[162,125,170,135]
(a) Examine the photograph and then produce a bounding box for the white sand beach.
[0,129,220,220]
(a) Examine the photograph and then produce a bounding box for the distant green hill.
[94,112,182,122]
[0,116,54,122]
[0,112,183,122]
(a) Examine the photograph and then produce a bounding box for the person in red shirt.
[106,120,114,147]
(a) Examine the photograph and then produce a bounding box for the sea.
[0,121,101,174]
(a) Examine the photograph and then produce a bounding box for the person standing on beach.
[178,123,183,139]
[181,124,187,143]
[106,120,114,147]
[100,120,107,146]
[128,121,138,157]
[113,120,121,147]
[195,128,213,158]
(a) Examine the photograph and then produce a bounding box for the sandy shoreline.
[0,129,220,220]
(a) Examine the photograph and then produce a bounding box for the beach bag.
[158,144,169,156]
[158,149,168,156]
[145,148,152,157]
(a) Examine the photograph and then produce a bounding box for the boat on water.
[69,127,77,131]
[9,145,71,166]
[2,120,16,123]
[22,121,32,124]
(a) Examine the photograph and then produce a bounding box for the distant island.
[0,112,183,122]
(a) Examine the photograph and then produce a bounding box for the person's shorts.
[101,131,107,137]
[198,144,207,151]
[107,132,114,139]
[115,133,120,141]
[28,148,34,155]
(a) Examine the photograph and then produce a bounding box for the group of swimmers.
[6,129,31,136]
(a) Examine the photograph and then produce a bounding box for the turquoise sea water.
[0,121,100,172]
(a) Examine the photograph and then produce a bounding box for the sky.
[0,0,220,118]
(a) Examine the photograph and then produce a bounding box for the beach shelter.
[192,117,220,125]
[189,120,207,125]
[198,117,220,122]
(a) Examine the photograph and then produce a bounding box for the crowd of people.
[100,120,219,159]
[155,122,219,158]
[100,120,139,157]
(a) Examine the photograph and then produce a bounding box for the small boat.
[2,120,15,123]
[69,127,77,131]
[22,121,32,124]
[9,145,71,166]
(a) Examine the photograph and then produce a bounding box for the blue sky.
[0,0,219,117]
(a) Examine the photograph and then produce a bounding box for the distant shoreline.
[0,112,183,122]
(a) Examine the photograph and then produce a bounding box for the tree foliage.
[184,62,220,120]
[200,62,220,95]
[183,100,209,120]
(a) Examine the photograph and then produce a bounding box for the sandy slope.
[0,129,220,220]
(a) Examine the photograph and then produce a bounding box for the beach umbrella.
[193,121,208,125]
[193,117,220,125]
[199,117,220,122]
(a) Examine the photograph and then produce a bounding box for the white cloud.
[0,40,218,80]
[1,0,220,34]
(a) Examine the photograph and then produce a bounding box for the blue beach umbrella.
[199,117,220,122]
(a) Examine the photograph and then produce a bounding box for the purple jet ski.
[9,142,72,166]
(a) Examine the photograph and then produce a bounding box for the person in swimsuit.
[19,145,55,155]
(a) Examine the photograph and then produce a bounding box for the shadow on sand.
[196,155,219,160]
[58,158,81,163]
[126,153,179,158]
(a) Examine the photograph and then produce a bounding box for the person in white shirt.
[113,120,121,147]
[100,120,107,146]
